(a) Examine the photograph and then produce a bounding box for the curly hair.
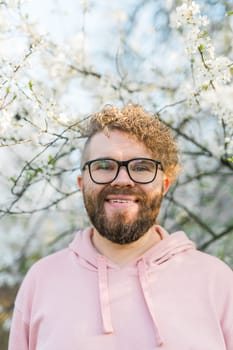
[82,104,180,182]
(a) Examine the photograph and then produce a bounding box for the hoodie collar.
[69,225,195,270]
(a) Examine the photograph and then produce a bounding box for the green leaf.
[226,11,233,16]
[28,80,33,91]
[201,30,208,37]
[201,84,208,90]
[48,155,56,166]
[198,44,205,52]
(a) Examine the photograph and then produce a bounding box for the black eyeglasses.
[82,158,163,184]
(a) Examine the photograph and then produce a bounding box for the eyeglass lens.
[89,159,158,184]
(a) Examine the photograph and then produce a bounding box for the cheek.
[79,173,93,191]
[141,182,164,197]
[82,178,105,197]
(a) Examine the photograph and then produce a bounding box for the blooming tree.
[0,0,233,344]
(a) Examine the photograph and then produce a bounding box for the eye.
[131,160,155,172]
[92,160,115,171]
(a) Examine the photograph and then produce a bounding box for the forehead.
[87,130,153,160]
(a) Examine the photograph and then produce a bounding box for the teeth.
[110,200,131,203]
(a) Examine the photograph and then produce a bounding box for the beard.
[82,185,163,245]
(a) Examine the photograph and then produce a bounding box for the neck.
[91,226,162,267]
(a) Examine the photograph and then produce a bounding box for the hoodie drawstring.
[97,255,114,334]
[138,259,164,347]
[97,255,163,344]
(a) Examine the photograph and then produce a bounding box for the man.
[9,104,233,349]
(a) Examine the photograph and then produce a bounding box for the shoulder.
[189,249,233,288]
[32,248,69,270]
[192,249,232,272]
[15,249,70,299]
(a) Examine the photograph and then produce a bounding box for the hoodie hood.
[69,225,195,346]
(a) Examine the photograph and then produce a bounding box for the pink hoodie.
[9,226,233,349]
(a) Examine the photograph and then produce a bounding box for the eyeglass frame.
[82,157,163,184]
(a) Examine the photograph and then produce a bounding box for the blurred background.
[0,0,233,348]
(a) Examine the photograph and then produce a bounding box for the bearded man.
[9,104,233,350]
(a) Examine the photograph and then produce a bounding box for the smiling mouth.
[107,199,139,203]
[105,195,140,206]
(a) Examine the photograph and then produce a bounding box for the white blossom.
[112,10,128,24]
[80,0,90,12]
[0,110,13,135]
[200,85,233,149]
[176,1,208,28]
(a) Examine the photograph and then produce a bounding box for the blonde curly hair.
[82,104,180,182]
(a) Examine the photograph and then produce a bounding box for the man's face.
[78,130,170,244]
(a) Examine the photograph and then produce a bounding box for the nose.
[110,166,135,187]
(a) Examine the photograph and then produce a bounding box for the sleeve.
[219,264,233,350]
[222,288,233,349]
[8,306,29,350]
[8,263,37,350]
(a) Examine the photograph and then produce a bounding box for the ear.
[163,176,171,196]
[77,175,83,191]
